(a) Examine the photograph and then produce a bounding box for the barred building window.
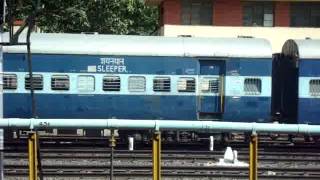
[291,2,320,27]
[181,0,213,25]
[243,2,274,27]
[4,74,17,90]
[25,74,43,90]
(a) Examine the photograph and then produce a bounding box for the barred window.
[243,2,274,27]
[153,77,171,92]
[178,77,196,92]
[291,2,320,27]
[103,76,121,91]
[244,78,262,95]
[4,74,17,90]
[51,75,69,90]
[25,74,43,90]
[78,75,95,92]
[201,78,219,93]
[128,76,146,92]
[181,0,213,25]
[309,79,320,96]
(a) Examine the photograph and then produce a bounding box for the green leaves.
[17,0,158,35]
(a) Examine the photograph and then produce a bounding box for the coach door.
[198,60,225,119]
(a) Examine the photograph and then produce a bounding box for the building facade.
[146,0,320,53]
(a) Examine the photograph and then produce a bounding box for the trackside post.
[249,132,258,180]
[153,131,161,180]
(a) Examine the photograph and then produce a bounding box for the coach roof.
[2,33,272,58]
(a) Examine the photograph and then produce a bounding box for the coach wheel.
[222,133,231,146]
[304,135,313,142]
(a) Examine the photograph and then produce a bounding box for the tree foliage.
[14,0,159,35]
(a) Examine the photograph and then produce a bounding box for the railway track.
[5,164,320,179]
[3,135,320,179]
[4,146,320,180]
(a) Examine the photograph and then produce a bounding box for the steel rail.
[4,165,320,179]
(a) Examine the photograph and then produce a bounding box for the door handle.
[220,75,224,113]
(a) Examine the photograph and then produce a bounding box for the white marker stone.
[129,137,134,151]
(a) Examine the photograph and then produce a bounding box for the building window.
[291,3,320,27]
[78,75,95,92]
[4,74,17,90]
[178,77,196,92]
[243,2,274,27]
[201,78,219,93]
[51,75,70,90]
[103,76,121,91]
[128,76,146,92]
[181,0,213,25]
[309,79,320,96]
[153,77,171,92]
[25,74,43,90]
[244,78,262,95]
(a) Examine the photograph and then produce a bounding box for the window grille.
[291,2,320,27]
[4,74,17,90]
[153,77,171,92]
[309,79,320,96]
[244,78,262,95]
[128,76,146,92]
[201,78,219,93]
[51,75,70,90]
[181,0,213,25]
[243,2,274,27]
[25,74,43,90]
[178,77,196,92]
[78,75,95,92]
[103,76,121,91]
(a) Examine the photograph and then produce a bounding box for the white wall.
[161,25,320,53]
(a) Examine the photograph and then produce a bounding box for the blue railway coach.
[281,39,320,125]
[3,33,273,123]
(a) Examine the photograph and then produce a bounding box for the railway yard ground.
[3,135,320,180]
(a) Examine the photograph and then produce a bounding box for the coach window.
[51,75,70,90]
[178,77,196,92]
[4,74,17,90]
[309,79,320,96]
[78,75,95,92]
[25,74,43,90]
[128,76,146,92]
[201,78,219,93]
[153,77,171,92]
[103,76,121,91]
[244,78,262,95]
[243,2,274,27]
[181,0,213,25]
